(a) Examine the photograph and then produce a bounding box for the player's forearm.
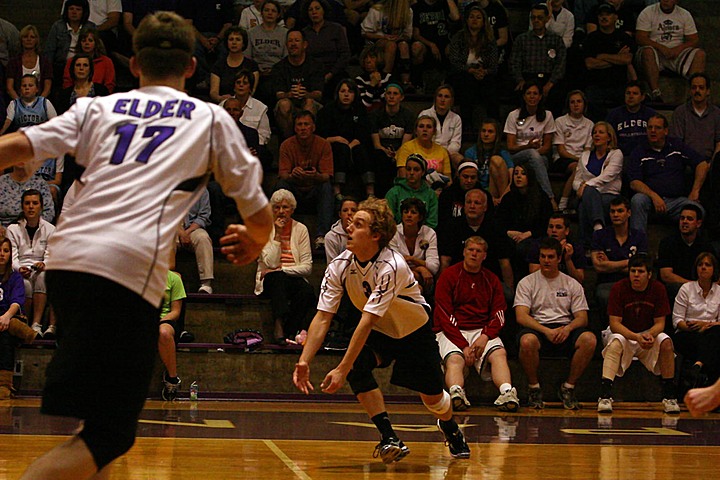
[660,268,688,285]
[609,316,635,339]
[299,310,335,364]
[566,312,589,331]
[0,132,34,171]
[691,161,709,194]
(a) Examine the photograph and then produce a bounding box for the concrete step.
[14,346,664,404]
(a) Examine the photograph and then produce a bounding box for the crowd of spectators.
[0,0,718,408]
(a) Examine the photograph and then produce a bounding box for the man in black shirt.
[271,29,324,138]
[439,188,514,301]
[657,203,717,301]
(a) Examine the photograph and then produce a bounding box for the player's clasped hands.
[220,224,264,266]
[637,332,654,349]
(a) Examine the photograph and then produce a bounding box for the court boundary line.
[263,439,314,480]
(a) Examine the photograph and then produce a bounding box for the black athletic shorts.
[365,320,445,396]
[516,325,592,358]
[42,271,160,426]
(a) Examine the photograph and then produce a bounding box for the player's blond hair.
[133,11,194,78]
[358,198,396,249]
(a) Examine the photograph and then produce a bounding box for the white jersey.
[318,247,430,339]
[23,86,267,306]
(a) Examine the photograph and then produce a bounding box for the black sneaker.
[179,330,195,343]
[527,387,544,409]
[162,371,181,401]
[437,420,470,459]
[372,437,409,464]
[559,385,580,410]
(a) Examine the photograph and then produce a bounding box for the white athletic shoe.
[494,388,519,412]
[449,385,470,411]
[597,397,613,414]
[662,398,680,414]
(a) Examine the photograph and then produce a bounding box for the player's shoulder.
[377,247,405,267]
[327,250,354,271]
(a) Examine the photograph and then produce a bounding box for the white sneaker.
[597,397,613,413]
[449,385,470,411]
[494,387,519,412]
[198,284,213,294]
[43,325,57,340]
[31,323,43,338]
[662,398,680,414]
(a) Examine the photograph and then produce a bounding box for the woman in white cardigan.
[573,121,624,246]
[6,189,56,338]
[255,189,315,345]
[388,197,439,295]
[419,85,464,170]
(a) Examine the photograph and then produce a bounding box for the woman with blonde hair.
[396,115,452,193]
[361,0,414,90]
[573,121,623,246]
[6,25,53,99]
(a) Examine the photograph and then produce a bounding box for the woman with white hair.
[255,189,316,345]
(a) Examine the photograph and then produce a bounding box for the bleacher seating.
[4,0,718,404]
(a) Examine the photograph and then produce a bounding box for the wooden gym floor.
[1,398,719,479]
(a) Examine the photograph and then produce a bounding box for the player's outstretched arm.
[685,379,720,416]
[0,132,34,171]
[220,204,273,265]
[294,310,335,394]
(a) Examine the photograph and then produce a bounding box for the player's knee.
[577,331,597,351]
[423,390,451,416]
[444,352,465,369]
[640,47,655,61]
[347,369,378,395]
[347,348,380,394]
[606,338,623,355]
[489,347,507,363]
[79,419,136,470]
[519,334,539,353]
[276,98,292,114]
[660,337,674,353]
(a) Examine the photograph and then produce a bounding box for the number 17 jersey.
[23,86,267,307]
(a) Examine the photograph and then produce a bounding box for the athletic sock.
[662,379,676,399]
[499,383,512,394]
[563,382,575,390]
[371,412,397,440]
[529,383,540,389]
[558,197,569,210]
[438,418,459,435]
[600,378,613,399]
[164,371,180,384]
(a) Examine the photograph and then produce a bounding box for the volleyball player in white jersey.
[293,198,470,463]
[0,12,273,480]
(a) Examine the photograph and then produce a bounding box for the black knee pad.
[347,347,380,395]
[79,417,137,470]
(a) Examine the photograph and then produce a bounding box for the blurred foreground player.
[0,11,273,480]
[293,198,470,463]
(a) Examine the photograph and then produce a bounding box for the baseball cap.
[597,3,617,15]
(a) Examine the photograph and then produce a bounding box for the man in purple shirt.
[591,196,648,329]
[626,114,709,233]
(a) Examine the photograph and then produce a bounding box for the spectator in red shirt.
[433,235,519,412]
